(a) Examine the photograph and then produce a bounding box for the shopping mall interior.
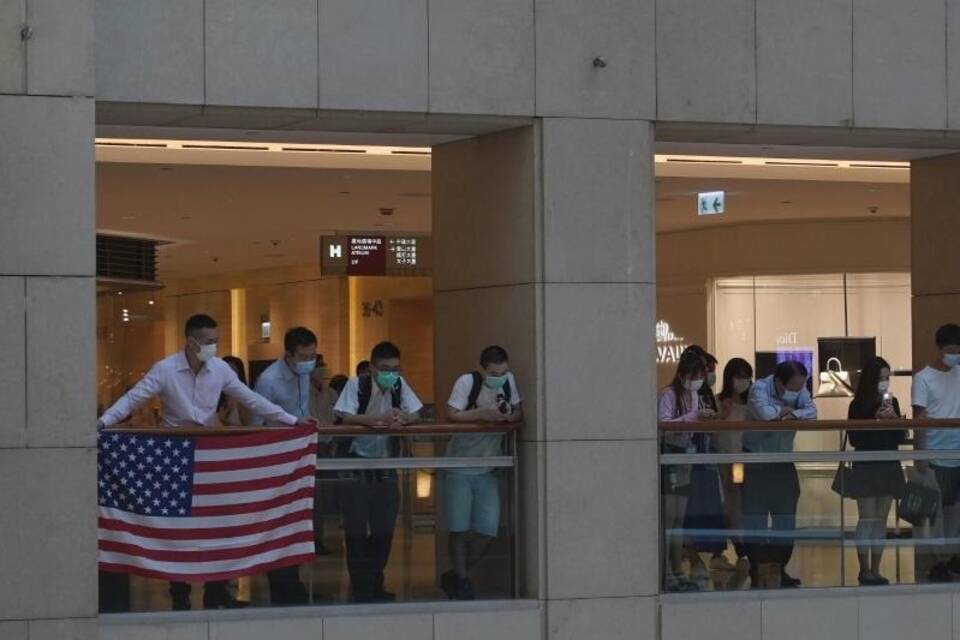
[96,133,927,604]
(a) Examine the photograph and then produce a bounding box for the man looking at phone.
[440,346,523,600]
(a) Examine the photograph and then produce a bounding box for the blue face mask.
[292,360,316,376]
[943,353,960,368]
[781,389,800,405]
[375,371,400,390]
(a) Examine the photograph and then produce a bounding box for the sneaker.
[780,572,801,588]
[690,563,713,591]
[440,570,459,600]
[664,572,700,593]
[734,558,751,589]
[947,556,960,576]
[457,578,476,601]
[929,562,953,583]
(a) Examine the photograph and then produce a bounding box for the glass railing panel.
[98,425,517,613]
[660,419,960,593]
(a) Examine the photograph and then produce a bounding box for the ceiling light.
[148,300,155,305]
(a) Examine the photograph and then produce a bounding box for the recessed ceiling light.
[121,215,137,220]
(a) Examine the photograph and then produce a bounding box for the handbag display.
[817,356,854,398]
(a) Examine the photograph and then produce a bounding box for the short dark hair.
[480,345,509,368]
[775,360,808,384]
[356,360,371,376]
[184,314,217,337]
[284,326,317,354]
[936,323,960,348]
[371,341,400,364]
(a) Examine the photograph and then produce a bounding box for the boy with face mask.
[440,346,523,600]
[912,323,960,582]
[334,341,423,602]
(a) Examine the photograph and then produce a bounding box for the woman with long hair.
[713,357,754,587]
[659,349,716,591]
[846,356,905,585]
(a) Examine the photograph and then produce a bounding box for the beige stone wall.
[0,1,96,637]
[97,0,960,130]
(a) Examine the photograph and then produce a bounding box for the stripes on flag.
[98,426,318,582]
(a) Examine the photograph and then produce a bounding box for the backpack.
[466,371,512,410]
[335,375,404,456]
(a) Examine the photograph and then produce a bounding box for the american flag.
[97,426,318,582]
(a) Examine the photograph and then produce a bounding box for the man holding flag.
[97,313,317,610]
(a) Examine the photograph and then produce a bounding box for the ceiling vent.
[96,234,164,292]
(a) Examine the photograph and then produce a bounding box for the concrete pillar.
[0,0,96,636]
[433,118,656,639]
[910,154,960,370]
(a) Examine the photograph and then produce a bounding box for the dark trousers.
[266,565,308,604]
[169,579,229,604]
[339,475,400,598]
[742,462,800,572]
[99,571,130,613]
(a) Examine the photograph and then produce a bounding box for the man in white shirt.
[251,326,322,604]
[97,314,314,611]
[912,323,960,582]
[441,346,522,600]
[333,341,422,602]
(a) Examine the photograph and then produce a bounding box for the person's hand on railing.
[295,416,319,430]
[698,407,718,420]
[779,408,797,421]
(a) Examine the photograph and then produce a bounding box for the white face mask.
[196,343,217,362]
[877,380,890,393]
[733,378,752,394]
[683,378,704,392]
[944,353,960,368]
[781,389,800,404]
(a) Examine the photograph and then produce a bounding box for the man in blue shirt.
[252,326,321,604]
[743,360,817,588]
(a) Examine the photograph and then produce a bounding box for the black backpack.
[466,371,512,410]
[334,375,404,456]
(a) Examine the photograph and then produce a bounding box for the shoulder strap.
[391,379,403,409]
[502,376,513,404]
[467,372,483,410]
[357,375,373,415]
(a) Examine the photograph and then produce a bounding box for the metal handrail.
[658,418,958,432]
[100,422,522,436]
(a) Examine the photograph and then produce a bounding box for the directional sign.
[698,191,725,216]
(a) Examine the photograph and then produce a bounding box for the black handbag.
[899,477,940,526]
[831,432,872,497]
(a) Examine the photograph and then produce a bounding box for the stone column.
[433,118,656,639]
[911,154,960,370]
[0,1,96,637]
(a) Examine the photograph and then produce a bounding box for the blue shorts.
[443,471,501,538]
